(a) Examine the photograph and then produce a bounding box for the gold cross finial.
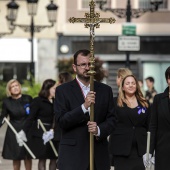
[69,0,115,76]
[69,1,115,28]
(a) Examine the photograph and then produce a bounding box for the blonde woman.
[109,68,132,166]
[109,75,150,170]
[0,79,32,170]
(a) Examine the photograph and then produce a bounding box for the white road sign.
[118,36,140,51]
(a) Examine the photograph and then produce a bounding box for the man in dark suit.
[54,49,116,170]
[147,66,170,170]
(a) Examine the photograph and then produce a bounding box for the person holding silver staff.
[109,75,150,170]
[22,79,58,170]
[54,49,116,170]
[0,79,32,170]
[148,66,170,170]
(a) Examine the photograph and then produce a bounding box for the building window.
[0,63,29,83]
[81,0,111,9]
[139,0,168,10]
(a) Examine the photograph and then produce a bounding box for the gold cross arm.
[69,13,115,28]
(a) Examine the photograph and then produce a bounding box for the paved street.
[0,124,114,170]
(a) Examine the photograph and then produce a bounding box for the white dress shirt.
[76,76,100,136]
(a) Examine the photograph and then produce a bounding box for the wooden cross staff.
[69,1,116,170]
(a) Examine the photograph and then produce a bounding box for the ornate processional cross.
[69,1,116,170]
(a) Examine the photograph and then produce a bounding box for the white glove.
[151,156,155,164]
[143,153,152,168]
[107,135,110,142]
[42,129,54,145]
[16,130,27,146]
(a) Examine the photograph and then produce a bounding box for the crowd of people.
[0,48,169,170]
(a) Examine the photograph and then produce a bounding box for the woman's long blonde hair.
[6,79,22,97]
[117,75,148,108]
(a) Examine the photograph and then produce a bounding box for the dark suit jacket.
[54,79,116,170]
[109,97,150,157]
[150,87,170,170]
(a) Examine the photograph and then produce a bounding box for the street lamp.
[96,0,163,67]
[6,0,58,83]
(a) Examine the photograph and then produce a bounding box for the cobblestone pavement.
[0,124,115,170]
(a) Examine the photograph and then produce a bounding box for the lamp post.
[96,0,163,68]
[6,0,58,83]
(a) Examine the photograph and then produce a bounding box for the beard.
[77,70,90,82]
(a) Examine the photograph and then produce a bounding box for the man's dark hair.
[73,49,90,64]
[165,66,170,81]
[145,76,154,83]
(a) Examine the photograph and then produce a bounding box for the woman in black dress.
[109,68,132,166]
[109,75,150,170]
[0,79,32,170]
[23,79,57,170]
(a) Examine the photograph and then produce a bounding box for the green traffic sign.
[122,25,136,35]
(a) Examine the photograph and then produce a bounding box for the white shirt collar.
[76,76,90,89]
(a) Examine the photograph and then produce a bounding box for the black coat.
[54,79,116,170]
[149,87,170,170]
[24,96,55,137]
[109,97,150,157]
[0,94,32,160]
[24,96,58,159]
